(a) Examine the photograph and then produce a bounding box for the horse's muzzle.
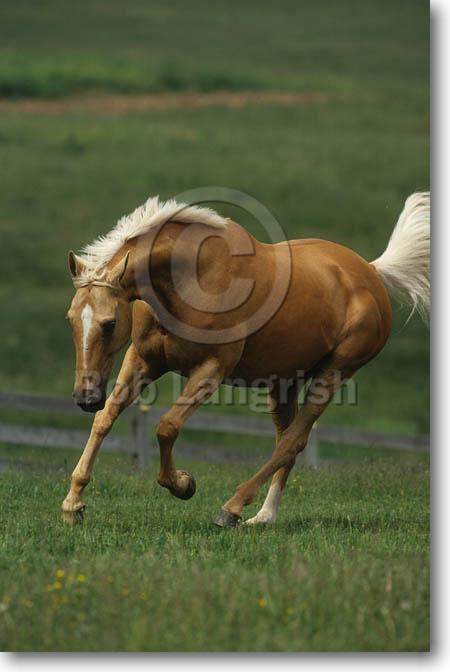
[78,400,105,413]
[72,390,106,413]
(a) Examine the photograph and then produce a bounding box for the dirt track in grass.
[0,90,341,115]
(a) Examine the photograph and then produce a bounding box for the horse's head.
[66,251,132,412]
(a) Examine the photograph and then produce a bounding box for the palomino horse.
[62,192,430,527]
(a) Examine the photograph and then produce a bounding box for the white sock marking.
[81,304,93,367]
[245,481,283,525]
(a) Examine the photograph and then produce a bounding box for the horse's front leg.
[61,345,152,524]
[156,358,227,500]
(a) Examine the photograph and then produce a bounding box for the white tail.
[371,192,430,322]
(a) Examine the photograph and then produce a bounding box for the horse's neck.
[117,228,189,308]
[117,220,251,310]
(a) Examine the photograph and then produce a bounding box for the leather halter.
[72,278,118,291]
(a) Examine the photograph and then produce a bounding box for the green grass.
[0,444,429,652]
[0,98,429,432]
[0,0,428,98]
[0,0,429,655]
[0,1,429,436]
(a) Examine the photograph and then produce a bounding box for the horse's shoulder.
[131,300,166,357]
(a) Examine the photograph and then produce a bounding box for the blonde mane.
[77,195,228,282]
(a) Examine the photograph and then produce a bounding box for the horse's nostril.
[73,390,94,406]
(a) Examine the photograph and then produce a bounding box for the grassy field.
[0,444,429,652]
[0,94,429,433]
[0,0,429,654]
[0,0,428,99]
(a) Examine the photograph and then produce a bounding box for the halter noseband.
[72,278,119,291]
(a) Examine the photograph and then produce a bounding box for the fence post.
[305,424,320,468]
[131,404,151,469]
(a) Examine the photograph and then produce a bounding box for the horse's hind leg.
[61,345,152,524]
[215,358,357,527]
[245,381,299,525]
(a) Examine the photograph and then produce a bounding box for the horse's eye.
[101,319,116,335]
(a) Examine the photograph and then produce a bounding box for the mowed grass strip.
[0,447,429,651]
[0,91,340,115]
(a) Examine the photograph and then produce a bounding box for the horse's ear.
[107,251,130,287]
[68,251,86,278]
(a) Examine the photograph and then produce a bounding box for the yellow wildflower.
[53,581,62,590]
[76,574,86,583]
[55,569,65,579]
[258,597,267,608]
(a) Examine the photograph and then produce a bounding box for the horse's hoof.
[170,470,196,501]
[213,508,241,528]
[61,505,85,525]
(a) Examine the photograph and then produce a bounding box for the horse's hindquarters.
[231,239,392,383]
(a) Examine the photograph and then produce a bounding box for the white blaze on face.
[80,303,94,366]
